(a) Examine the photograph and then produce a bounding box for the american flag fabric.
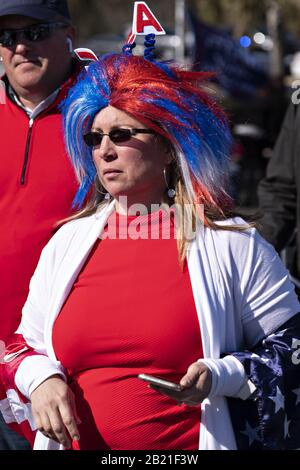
[227,313,300,450]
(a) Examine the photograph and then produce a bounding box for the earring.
[163,168,176,198]
[97,189,111,200]
[95,181,111,200]
[0,57,3,62]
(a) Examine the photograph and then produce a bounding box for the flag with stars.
[227,313,300,450]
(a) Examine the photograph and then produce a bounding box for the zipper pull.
[20,118,34,185]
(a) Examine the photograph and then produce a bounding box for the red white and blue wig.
[62,53,233,216]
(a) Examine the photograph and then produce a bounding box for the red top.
[0,72,80,342]
[53,210,203,450]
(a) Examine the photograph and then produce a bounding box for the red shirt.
[53,210,203,450]
[0,72,80,341]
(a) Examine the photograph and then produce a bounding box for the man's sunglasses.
[0,22,68,47]
[83,128,155,148]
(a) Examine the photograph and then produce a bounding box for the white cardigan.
[5,202,300,450]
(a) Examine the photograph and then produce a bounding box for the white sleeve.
[15,356,66,399]
[198,356,256,399]
[14,235,67,398]
[234,227,300,347]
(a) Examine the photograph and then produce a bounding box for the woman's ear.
[165,146,175,165]
[161,139,174,164]
[156,133,174,164]
[167,151,175,164]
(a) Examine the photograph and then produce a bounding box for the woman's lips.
[103,170,122,178]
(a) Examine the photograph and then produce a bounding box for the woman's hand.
[30,374,81,447]
[150,362,212,406]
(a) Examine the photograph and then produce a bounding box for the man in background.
[258,102,300,292]
[0,0,81,449]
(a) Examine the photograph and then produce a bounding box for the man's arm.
[258,103,298,252]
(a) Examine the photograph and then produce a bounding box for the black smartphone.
[138,373,182,392]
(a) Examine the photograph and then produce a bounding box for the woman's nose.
[94,135,117,161]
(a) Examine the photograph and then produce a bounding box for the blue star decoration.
[240,421,261,447]
[225,313,300,449]
[269,386,285,414]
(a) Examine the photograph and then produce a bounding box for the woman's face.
[91,106,172,212]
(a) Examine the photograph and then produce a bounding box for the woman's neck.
[115,196,167,216]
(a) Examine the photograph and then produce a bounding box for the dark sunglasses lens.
[0,31,16,47]
[83,132,102,147]
[83,129,133,147]
[110,129,132,143]
[25,25,50,42]
[0,25,51,46]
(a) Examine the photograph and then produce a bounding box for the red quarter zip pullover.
[0,69,80,341]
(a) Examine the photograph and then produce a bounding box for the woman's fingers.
[150,384,203,405]
[36,405,79,446]
[46,390,80,446]
[196,366,212,397]
[39,413,57,441]
[69,388,82,426]
[48,411,72,448]
[149,362,212,406]
[30,375,80,447]
[33,410,60,442]
[180,362,208,388]
[58,398,80,443]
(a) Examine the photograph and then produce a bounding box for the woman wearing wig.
[1,37,300,451]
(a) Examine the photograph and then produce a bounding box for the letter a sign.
[132,2,166,36]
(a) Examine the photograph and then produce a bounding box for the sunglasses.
[83,128,155,147]
[0,22,68,48]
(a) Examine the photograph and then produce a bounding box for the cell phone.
[138,373,182,392]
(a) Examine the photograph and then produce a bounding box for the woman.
[1,48,300,451]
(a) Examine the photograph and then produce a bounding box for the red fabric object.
[1,334,35,401]
[0,68,80,342]
[53,211,203,450]
[0,334,39,448]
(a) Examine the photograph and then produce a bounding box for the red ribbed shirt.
[53,210,203,450]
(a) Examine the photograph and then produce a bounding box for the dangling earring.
[95,179,111,200]
[163,168,176,198]
[97,189,111,200]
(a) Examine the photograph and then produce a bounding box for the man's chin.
[15,70,45,89]
[16,62,43,76]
